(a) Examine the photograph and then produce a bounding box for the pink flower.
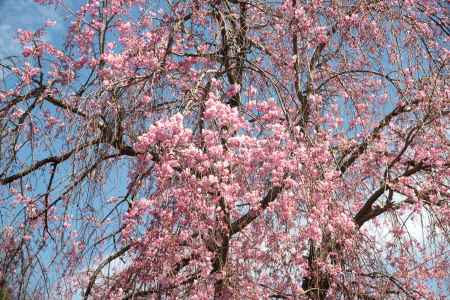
[248,85,257,97]
[45,20,57,27]
[226,83,241,97]
[17,29,33,44]
[22,47,33,57]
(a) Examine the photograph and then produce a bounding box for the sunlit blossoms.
[0,0,449,299]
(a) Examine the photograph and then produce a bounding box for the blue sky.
[0,2,131,297]
[0,0,61,56]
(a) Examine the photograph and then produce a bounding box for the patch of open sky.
[0,0,139,296]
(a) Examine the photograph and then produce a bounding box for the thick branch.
[230,186,282,235]
[353,185,389,227]
[0,140,97,185]
[353,161,449,227]
[339,102,413,174]
[84,244,133,300]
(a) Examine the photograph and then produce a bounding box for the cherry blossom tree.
[1,0,449,299]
